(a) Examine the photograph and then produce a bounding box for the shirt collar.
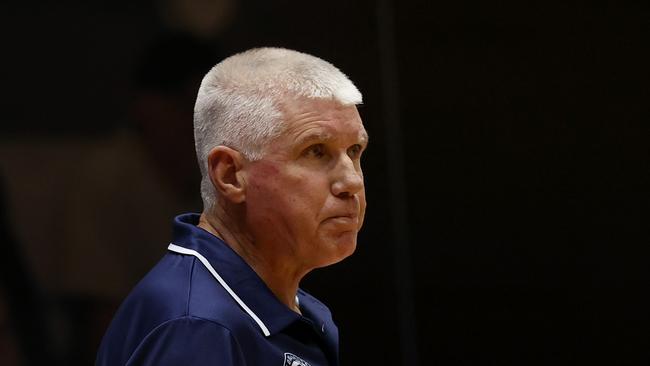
[169,213,302,336]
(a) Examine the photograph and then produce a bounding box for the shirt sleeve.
[125,316,246,366]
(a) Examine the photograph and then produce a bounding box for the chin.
[318,232,358,267]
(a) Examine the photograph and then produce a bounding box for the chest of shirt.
[234,318,338,366]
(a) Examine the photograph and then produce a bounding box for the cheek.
[248,161,337,221]
[247,162,280,189]
[247,166,286,220]
[358,191,367,226]
[248,166,323,223]
[248,164,301,203]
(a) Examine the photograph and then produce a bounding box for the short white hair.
[194,47,363,211]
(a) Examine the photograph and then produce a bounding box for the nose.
[331,155,364,198]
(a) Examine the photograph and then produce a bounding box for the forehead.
[278,98,368,143]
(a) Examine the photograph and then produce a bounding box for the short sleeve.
[125,316,246,366]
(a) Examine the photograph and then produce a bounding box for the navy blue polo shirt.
[96,213,339,366]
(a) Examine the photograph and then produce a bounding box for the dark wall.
[1,1,648,365]
[397,2,649,364]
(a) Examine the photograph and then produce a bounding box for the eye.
[347,144,363,159]
[304,144,325,158]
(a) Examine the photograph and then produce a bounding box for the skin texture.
[198,97,368,313]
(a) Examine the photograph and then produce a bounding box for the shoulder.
[128,316,246,365]
[106,316,246,366]
[121,253,197,318]
[96,253,199,364]
[98,252,260,365]
[130,251,261,338]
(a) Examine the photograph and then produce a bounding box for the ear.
[206,146,247,204]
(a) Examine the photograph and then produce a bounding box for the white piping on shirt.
[168,243,271,337]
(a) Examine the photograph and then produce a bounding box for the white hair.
[194,47,363,211]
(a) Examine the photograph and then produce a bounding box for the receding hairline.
[278,99,370,151]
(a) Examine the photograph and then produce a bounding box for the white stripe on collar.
[168,243,271,337]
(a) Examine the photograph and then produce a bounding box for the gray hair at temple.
[193,47,363,211]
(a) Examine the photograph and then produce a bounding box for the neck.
[198,210,303,314]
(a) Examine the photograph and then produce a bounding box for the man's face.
[244,98,368,270]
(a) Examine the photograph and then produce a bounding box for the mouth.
[323,214,359,229]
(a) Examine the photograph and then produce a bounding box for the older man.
[96,47,368,366]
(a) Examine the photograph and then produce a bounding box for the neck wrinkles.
[198,211,303,315]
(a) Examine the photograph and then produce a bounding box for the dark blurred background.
[1,0,648,365]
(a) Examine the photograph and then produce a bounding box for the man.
[96,47,368,365]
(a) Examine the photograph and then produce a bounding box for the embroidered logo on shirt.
[283,352,311,366]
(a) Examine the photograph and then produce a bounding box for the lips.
[327,209,358,220]
[323,213,359,229]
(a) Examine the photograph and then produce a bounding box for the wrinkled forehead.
[277,96,365,128]
[286,101,365,143]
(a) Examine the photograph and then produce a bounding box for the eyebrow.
[295,130,370,148]
[295,131,334,147]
